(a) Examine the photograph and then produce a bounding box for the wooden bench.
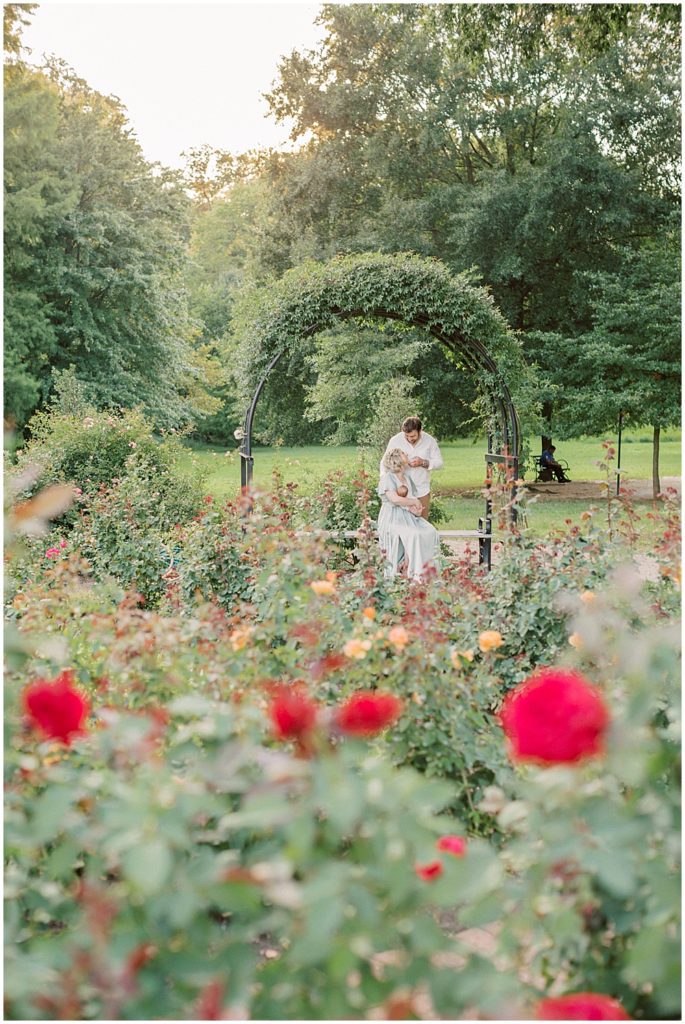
[532,456,571,482]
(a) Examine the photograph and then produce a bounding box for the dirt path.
[439,477,680,567]
[442,476,681,503]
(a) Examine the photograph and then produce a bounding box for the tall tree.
[4,11,219,429]
[533,227,681,496]
[253,2,680,445]
[262,3,679,274]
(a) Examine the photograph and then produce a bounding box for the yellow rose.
[580,591,595,604]
[344,638,372,660]
[388,625,409,649]
[362,606,376,621]
[325,570,338,583]
[568,632,583,649]
[310,579,335,596]
[580,510,593,522]
[478,630,504,653]
[230,625,253,652]
[661,566,681,588]
[450,648,474,668]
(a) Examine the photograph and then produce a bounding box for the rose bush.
[12,405,203,509]
[5,469,680,1019]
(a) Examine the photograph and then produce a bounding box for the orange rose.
[478,630,504,653]
[230,625,254,652]
[344,638,372,660]
[310,580,335,596]
[450,648,474,668]
[388,626,409,650]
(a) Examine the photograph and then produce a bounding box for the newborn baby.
[395,484,409,497]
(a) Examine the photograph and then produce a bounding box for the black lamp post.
[616,410,623,496]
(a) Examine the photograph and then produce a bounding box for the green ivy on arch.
[230,252,537,489]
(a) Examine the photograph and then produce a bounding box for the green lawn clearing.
[178,431,680,537]
[180,430,680,490]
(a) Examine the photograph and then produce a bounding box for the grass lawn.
[179,430,680,535]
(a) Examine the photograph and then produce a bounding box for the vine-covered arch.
[232,252,528,561]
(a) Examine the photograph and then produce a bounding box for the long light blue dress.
[377,472,440,580]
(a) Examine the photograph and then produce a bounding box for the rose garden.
[4,5,681,1020]
[4,390,681,1020]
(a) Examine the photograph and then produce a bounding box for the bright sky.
[22,2,325,169]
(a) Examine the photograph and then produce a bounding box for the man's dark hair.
[402,416,422,433]
[549,444,556,451]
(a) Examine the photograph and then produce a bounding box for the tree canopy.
[187,3,679,448]
[4,13,220,430]
[4,3,680,460]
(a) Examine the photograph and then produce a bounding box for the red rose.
[500,668,609,764]
[22,670,90,744]
[193,980,225,1021]
[415,861,443,881]
[335,692,403,736]
[309,652,347,681]
[536,993,630,1020]
[436,835,467,857]
[269,688,318,741]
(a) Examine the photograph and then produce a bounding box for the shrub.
[5,568,679,1020]
[173,500,254,612]
[9,407,209,606]
[13,405,205,521]
[68,467,179,608]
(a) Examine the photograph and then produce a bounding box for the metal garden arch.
[235,253,522,568]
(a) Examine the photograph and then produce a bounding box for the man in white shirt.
[380,416,444,517]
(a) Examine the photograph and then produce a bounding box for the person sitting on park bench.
[540,445,570,482]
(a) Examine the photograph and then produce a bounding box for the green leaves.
[122,840,173,896]
[4,56,217,431]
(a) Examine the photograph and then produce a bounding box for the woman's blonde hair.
[383,447,406,473]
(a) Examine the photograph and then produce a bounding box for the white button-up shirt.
[380,431,444,497]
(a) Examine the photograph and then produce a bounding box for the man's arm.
[426,438,444,471]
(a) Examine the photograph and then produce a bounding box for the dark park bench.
[532,455,571,483]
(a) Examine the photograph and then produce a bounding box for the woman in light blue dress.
[377,448,440,580]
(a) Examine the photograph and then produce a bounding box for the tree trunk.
[652,424,661,499]
[541,402,553,453]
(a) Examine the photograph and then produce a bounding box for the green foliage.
[173,501,254,612]
[4,49,219,429]
[5,473,680,1020]
[539,229,682,438]
[9,405,207,606]
[302,321,477,446]
[67,467,197,609]
[14,403,202,503]
[262,4,679,268]
[180,5,678,448]
[359,375,420,456]
[485,578,681,1019]
[232,251,537,442]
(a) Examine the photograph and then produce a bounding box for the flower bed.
[4,468,681,1020]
